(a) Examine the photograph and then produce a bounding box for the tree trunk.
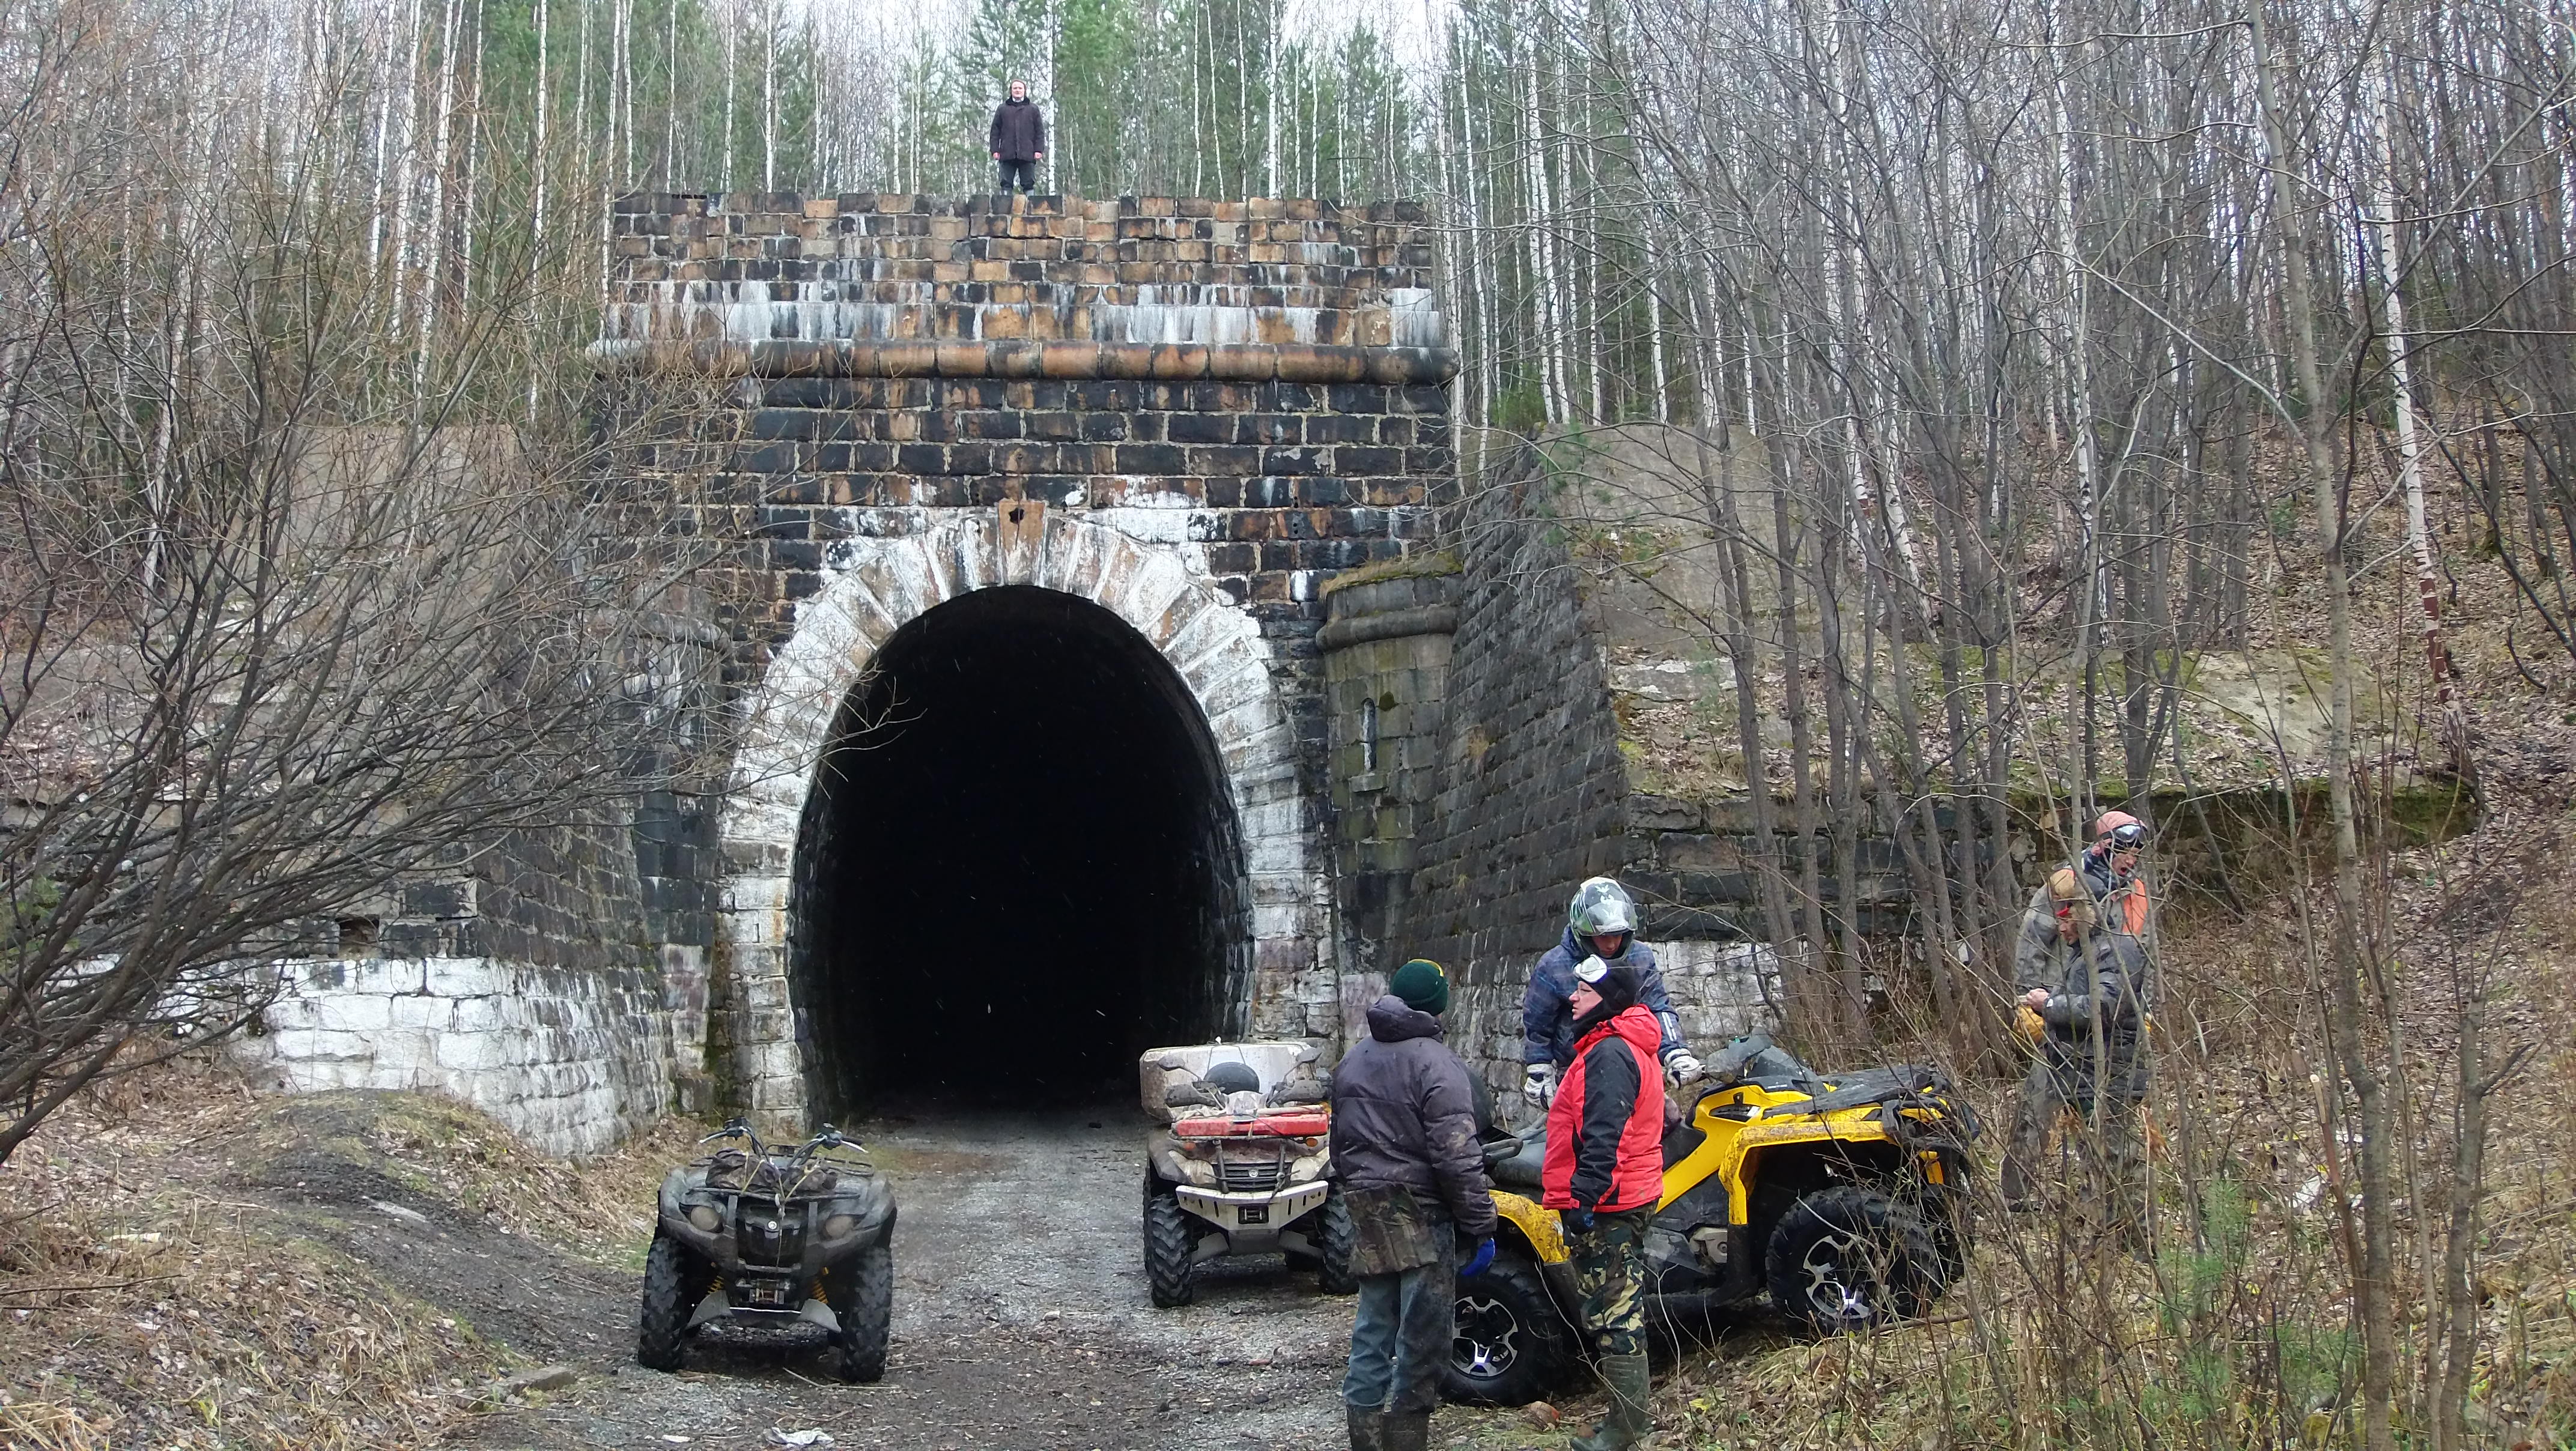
[2250,7,2397,1447]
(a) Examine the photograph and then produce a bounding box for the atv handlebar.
[697,1118,856,1163]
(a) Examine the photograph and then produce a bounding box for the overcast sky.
[805,0,1456,71]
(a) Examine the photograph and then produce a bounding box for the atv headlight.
[822,1213,857,1239]
[688,1205,721,1234]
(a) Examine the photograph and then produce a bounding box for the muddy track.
[246,1103,1364,1450]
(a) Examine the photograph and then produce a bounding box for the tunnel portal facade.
[608,193,1461,1119]
[718,510,1319,1114]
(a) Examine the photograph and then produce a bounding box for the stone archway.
[712,507,1320,1118]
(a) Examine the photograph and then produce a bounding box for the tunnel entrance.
[788,585,1249,1112]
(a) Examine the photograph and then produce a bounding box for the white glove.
[1523,1063,1556,1106]
[1665,1051,1705,1085]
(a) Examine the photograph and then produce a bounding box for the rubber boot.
[1346,1402,1388,1451]
[1381,1409,1432,1451]
[1569,1353,1652,1451]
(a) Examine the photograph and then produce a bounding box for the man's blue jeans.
[1341,1253,1457,1414]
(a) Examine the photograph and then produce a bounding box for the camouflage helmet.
[1567,877,1638,939]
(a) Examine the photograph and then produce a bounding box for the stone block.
[1621,792,1701,831]
[306,993,392,1034]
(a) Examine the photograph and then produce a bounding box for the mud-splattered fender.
[1484,1189,1585,1321]
[1489,1189,1570,1265]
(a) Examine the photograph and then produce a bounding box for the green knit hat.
[1389,959,1450,1016]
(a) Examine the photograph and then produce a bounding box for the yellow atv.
[1446,1034,1979,1405]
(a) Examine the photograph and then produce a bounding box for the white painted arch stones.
[711,506,1328,1117]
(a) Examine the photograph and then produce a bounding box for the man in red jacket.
[1541,956,1664,1451]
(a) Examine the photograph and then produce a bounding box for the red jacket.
[1541,1005,1665,1213]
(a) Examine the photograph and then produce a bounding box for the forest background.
[5,0,2576,1446]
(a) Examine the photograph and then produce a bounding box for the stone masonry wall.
[1399,450,1634,1100]
[236,193,1464,1145]
[1318,554,1463,1031]
[235,957,676,1158]
[601,192,1460,1090]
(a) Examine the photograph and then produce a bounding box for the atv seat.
[1793,1064,1952,1115]
[1662,1116,1706,1169]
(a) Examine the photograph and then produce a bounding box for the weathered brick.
[1166,414,1238,444]
[1106,443,1179,474]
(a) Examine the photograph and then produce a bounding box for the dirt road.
[383,1104,1378,1450]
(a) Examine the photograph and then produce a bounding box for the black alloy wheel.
[1763,1185,1940,1333]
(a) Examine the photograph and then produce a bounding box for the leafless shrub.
[0,0,729,1163]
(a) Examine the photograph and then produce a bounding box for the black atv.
[638,1118,896,1381]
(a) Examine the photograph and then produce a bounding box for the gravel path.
[421,1104,1370,1451]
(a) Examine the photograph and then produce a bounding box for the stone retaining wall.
[234,957,678,1159]
[1322,444,1789,1106]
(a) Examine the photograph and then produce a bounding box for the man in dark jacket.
[1522,877,1701,1108]
[988,79,1046,194]
[2081,810,2152,938]
[1328,959,1496,1451]
[2002,866,2095,1208]
[2009,929,2155,1240]
[1540,958,1665,1451]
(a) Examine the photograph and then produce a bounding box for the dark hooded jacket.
[1524,926,1683,1070]
[2038,931,2154,1100]
[2082,846,2152,936]
[988,96,1046,160]
[1326,995,1496,1238]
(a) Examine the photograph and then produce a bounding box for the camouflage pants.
[1568,1205,1653,1358]
[1999,1051,2146,1234]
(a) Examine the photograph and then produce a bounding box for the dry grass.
[228,1086,693,1273]
[1599,790,2576,1450]
[0,1046,726,1448]
[0,1057,514,1449]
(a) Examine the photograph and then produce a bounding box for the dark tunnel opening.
[789,586,1248,1112]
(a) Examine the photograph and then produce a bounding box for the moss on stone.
[1318,547,1462,596]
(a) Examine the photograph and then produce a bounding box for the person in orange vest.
[1540,956,1664,1451]
[2082,810,2152,937]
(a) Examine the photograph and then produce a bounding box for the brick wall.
[594,192,1465,1110]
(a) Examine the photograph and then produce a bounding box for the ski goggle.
[2107,822,2147,850]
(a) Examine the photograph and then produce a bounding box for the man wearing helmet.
[2082,810,2152,938]
[2000,813,2155,1229]
[1521,877,1702,1107]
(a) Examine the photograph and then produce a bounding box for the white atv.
[1138,1041,1354,1306]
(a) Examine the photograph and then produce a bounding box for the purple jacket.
[1326,996,1496,1238]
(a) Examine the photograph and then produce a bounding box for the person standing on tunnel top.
[1522,878,1702,1110]
[988,79,1046,196]
[1327,959,1496,1451]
